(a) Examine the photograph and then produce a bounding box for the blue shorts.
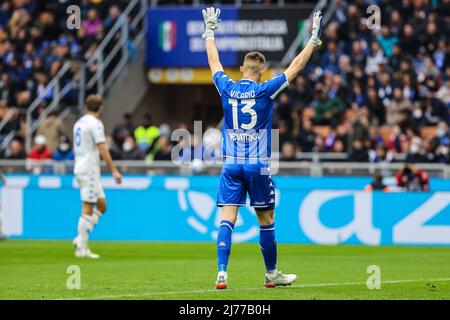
[217,160,275,210]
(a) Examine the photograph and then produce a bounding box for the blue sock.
[260,223,277,272]
[217,220,234,272]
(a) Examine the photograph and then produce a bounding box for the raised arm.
[284,11,323,83]
[202,7,224,76]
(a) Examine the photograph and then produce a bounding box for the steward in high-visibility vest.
[134,114,160,154]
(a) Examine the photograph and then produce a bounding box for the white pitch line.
[53,277,450,300]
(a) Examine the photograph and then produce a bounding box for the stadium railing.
[280,0,331,66]
[17,0,147,152]
[1,159,449,178]
[24,62,75,151]
[85,0,147,97]
[0,109,16,151]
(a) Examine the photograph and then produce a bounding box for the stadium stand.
[0,0,143,156]
[271,0,449,164]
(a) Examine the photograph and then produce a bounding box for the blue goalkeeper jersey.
[213,71,289,160]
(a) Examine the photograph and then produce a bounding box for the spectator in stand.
[134,114,160,153]
[399,24,418,56]
[365,41,386,75]
[369,126,385,149]
[313,135,326,153]
[36,110,65,152]
[1,1,449,164]
[0,168,5,185]
[386,125,404,153]
[277,120,292,148]
[104,5,121,34]
[324,125,338,151]
[81,9,103,38]
[364,173,391,192]
[330,74,350,106]
[336,123,350,151]
[386,87,412,126]
[121,136,144,160]
[112,113,135,149]
[27,135,52,160]
[396,162,430,192]
[154,135,173,161]
[406,136,428,163]
[52,136,74,161]
[350,41,366,69]
[106,136,122,160]
[4,137,26,160]
[0,103,21,137]
[297,119,316,152]
[420,90,448,125]
[332,139,345,154]
[347,139,369,162]
[275,93,293,129]
[350,82,366,109]
[290,75,313,108]
[369,143,394,164]
[366,87,385,126]
[0,0,131,154]
[429,122,450,163]
[436,80,449,108]
[377,72,394,108]
[321,41,342,73]
[180,133,204,164]
[349,111,370,149]
[389,44,402,71]
[280,141,296,161]
[312,85,346,125]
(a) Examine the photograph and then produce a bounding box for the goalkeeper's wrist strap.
[309,36,322,47]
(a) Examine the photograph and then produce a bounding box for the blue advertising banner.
[147,7,238,68]
[1,175,450,245]
[146,7,310,68]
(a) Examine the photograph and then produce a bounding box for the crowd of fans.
[154,0,316,5]
[274,0,450,163]
[1,0,449,168]
[0,0,130,149]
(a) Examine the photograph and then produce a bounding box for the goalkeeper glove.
[202,7,221,41]
[309,11,323,47]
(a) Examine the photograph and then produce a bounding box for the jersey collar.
[240,78,257,83]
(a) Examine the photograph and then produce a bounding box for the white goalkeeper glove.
[309,10,323,47]
[202,7,221,41]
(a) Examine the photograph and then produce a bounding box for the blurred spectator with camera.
[395,162,430,192]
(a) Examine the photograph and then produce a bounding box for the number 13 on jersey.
[229,99,257,130]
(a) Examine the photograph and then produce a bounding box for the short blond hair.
[243,51,266,75]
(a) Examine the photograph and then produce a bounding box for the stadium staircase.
[0,0,147,152]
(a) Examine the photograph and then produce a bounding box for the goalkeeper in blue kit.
[202,8,323,289]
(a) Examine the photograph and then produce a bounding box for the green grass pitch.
[0,240,449,300]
